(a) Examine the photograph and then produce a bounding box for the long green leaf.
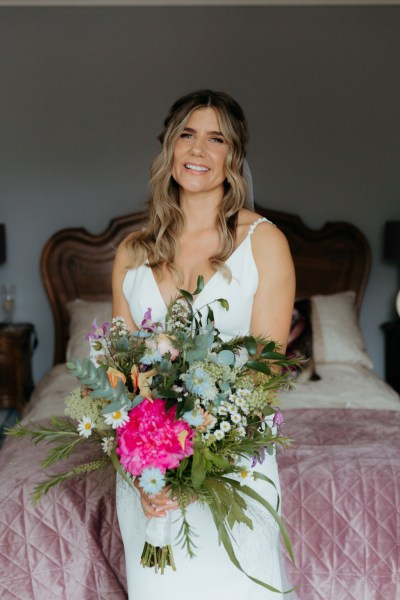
[193,275,205,295]
[245,360,271,376]
[208,498,292,594]
[220,476,295,565]
[191,448,206,489]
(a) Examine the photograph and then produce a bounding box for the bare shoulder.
[238,208,289,256]
[114,231,141,267]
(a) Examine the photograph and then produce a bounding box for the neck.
[179,188,223,232]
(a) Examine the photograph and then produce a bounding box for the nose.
[190,136,206,156]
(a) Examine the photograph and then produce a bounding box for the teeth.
[185,164,209,172]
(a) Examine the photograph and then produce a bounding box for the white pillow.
[66,299,112,361]
[311,291,373,370]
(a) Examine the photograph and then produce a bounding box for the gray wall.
[0,6,399,382]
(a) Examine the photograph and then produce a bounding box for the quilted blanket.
[0,408,399,600]
[281,408,400,600]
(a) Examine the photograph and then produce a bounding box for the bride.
[112,89,296,599]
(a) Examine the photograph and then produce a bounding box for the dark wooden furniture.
[381,320,400,394]
[0,323,36,413]
[40,208,371,365]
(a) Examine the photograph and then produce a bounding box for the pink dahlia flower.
[116,398,194,477]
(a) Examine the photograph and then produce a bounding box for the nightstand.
[0,323,37,413]
[381,320,400,395]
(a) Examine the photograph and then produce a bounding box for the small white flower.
[220,421,231,433]
[231,413,242,424]
[101,436,115,456]
[238,469,252,486]
[214,429,225,440]
[236,426,246,438]
[77,416,94,438]
[103,407,129,429]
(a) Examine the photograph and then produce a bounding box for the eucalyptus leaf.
[131,395,144,408]
[194,332,213,350]
[217,349,235,366]
[186,348,208,363]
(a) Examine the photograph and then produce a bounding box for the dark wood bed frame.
[41,207,371,366]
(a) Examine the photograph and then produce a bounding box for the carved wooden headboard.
[41,207,371,365]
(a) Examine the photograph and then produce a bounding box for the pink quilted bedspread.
[281,408,400,600]
[0,408,399,600]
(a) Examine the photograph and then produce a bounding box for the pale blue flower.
[139,467,166,494]
[183,410,205,427]
[184,367,214,396]
[140,349,163,365]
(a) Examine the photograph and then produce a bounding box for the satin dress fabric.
[116,218,296,599]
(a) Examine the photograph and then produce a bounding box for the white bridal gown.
[116,218,296,600]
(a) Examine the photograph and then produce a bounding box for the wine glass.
[1,284,16,323]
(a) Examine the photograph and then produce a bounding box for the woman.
[112,90,296,599]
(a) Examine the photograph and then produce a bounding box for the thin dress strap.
[248,216,275,237]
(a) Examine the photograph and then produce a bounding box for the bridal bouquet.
[8,276,301,593]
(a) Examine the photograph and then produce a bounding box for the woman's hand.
[134,479,180,519]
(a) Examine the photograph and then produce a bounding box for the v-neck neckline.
[149,232,251,311]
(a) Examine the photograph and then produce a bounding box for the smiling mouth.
[184,163,210,172]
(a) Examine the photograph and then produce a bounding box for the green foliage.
[66,359,131,411]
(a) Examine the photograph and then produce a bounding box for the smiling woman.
[111,89,296,599]
[172,108,228,200]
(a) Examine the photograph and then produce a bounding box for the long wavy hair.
[126,89,249,282]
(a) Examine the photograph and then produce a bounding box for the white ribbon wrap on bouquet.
[145,511,173,546]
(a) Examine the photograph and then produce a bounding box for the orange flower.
[130,365,156,400]
[107,367,126,389]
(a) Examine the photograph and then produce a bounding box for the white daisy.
[220,421,231,433]
[238,469,252,486]
[77,416,94,438]
[103,407,129,429]
[231,412,242,424]
[101,436,115,456]
[236,426,246,438]
[214,429,225,440]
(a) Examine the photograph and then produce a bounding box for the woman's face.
[172,107,228,198]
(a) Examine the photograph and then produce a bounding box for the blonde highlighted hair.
[126,89,249,282]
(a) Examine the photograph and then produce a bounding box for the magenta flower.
[85,319,109,341]
[141,307,161,333]
[116,398,194,477]
[272,409,285,428]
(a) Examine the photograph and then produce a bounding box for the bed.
[1,208,399,600]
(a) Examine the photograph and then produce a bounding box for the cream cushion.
[311,291,373,369]
[66,299,112,361]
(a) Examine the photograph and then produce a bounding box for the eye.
[180,133,193,139]
[211,137,224,144]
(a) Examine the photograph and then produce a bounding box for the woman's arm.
[112,239,180,517]
[250,222,295,352]
[111,240,138,330]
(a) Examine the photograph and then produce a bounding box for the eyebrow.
[183,127,225,137]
